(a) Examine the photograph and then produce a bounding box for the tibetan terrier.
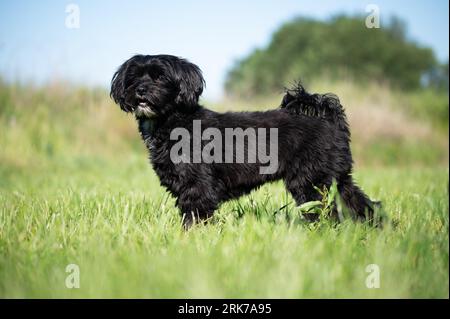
[110,54,380,228]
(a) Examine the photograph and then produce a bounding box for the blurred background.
[0,0,448,187]
[1,1,448,299]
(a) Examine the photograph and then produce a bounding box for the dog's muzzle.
[134,103,156,118]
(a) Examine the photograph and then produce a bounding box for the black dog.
[111,54,377,228]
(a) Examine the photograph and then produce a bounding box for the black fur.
[111,54,378,228]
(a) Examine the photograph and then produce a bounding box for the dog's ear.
[281,91,296,108]
[110,58,132,112]
[174,60,205,108]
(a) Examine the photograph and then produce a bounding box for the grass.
[0,80,448,298]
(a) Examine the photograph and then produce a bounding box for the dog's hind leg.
[287,184,322,205]
[285,177,324,222]
[337,174,378,223]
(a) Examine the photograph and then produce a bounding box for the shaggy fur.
[111,54,378,228]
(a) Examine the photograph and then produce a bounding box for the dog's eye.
[149,72,162,80]
[145,66,164,81]
[148,70,164,81]
[131,68,146,78]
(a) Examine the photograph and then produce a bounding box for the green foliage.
[407,88,449,132]
[0,81,448,298]
[424,62,449,92]
[298,181,339,220]
[225,15,438,97]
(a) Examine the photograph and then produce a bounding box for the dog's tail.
[280,83,349,132]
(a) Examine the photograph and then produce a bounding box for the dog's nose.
[136,86,146,97]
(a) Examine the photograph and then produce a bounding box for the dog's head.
[110,54,205,118]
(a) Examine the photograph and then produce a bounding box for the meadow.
[0,80,448,298]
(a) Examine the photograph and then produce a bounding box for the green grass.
[0,81,448,298]
[0,159,448,298]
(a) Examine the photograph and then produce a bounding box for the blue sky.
[0,0,448,100]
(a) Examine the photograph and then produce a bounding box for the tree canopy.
[225,15,440,97]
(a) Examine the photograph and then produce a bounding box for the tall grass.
[0,80,448,298]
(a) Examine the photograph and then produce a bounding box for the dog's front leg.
[179,206,215,229]
[177,192,218,229]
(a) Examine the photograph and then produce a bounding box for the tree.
[225,15,439,97]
